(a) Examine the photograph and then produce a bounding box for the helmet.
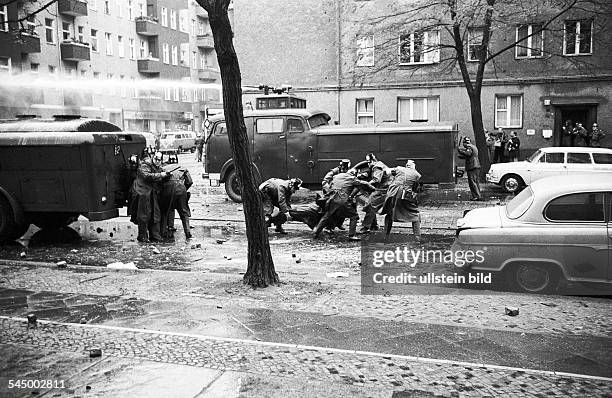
[290,178,303,190]
[365,153,377,163]
[405,159,415,168]
[339,159,351,172]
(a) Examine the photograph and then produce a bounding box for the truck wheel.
[32,213,79,230]
[500,174,524,193]
[225,168,243,203]
[0,195,18,241]
[507,263,560,294]
[190,147,196,153]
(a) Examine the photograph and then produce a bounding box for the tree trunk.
[467,91,490,181]
[201,1,278,287]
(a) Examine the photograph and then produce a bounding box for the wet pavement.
[0,154,610,397]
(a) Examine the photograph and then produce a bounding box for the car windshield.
[526,150,541,163]
[506,186,534,219]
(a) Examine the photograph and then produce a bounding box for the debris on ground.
[56,261,67,268]
[326,272,350,278]
[19,252,26,258]
[89,348,102,358]
[505,306,519,316]
[106,262,138,270]
[295,258,302,264]
[151,246,161,254]
[216,239,226,244]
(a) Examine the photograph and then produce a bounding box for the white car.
[486,146,612,193]
[452,174,612,294]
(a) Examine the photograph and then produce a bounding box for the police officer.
[130,152,171,242]
[161,163,193,241]
[259,177,302,234]
[322,159,351,194]
[360,153,391,233]
[314,169,374,240]
[457,137,481,201]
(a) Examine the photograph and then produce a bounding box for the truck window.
[214,122,227,135]
[307,115,330,129]
[256,118,283,134]
[287,118,304,133]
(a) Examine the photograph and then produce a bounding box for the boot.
[137,222,149,242]
[275,224,287,235]
[149,222,164,242]
[182,216,192,239]
[347,218,360,241]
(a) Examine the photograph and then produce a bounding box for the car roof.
[539,146,612,153]
[530,174,612,195]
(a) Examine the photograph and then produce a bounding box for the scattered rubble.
[505,307,519,316]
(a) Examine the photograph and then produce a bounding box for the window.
[356,35,374,67]
[62,22,71,41]
[139,40,146,58]
[287,119,304,133]
[170,10,177,29]
[104,0,111,15]
[77,26,84,43]
[399,30,439,64]
[356,98,374,124]
[0,6,8,32]
[468,28,484,61]
[171,45,178,65]
[567,152,592,164]
[192,89,198,102]
[179,10,188,33]
[161,7,168,26]
[256,118,284,134]
[117,1,123,18]
[0,57,10,73]
[541,152,564,163]
[107,73,115,95]
[397,97,439,122]
[191,51,197,69]
[30,63,39,74]
[495,94,522,128]
[48,65,56,76]
[516,24,543,58]
[131,77,137,98]
[198,20,205,35]
[138,1,145,17]
[105,32,113,55]
[129,38,135,59]
[91,29,98,52]
[45,19,55,44]
[564,19,593,55]
[118,36,124,57]
[180,44,188,66]
[128,0,134,20]
[165,87,172,100]
[181,88,189,102]
[163,43,170,63]
[89,0,97,11]
[593,153,612,164]
[173,87,180,101]
[25,15,36,35]
[192,19,197,36]
[545,193,604,222]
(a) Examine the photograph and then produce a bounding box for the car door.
[286,117,318,183]
[253,117,287,179]
[608,192,612,281]
[544,192,608,282]
[530,151,566,182]
[565,151,593,175]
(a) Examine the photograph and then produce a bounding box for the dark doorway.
[554,105,597,146]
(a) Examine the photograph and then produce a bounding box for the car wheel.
[508,263,560,294]
[224,168,243,203]
[177,146,183,153]
[0,195,19,241]
[500,174,524,193]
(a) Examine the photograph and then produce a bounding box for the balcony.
[17,32,41,53]
[196,34,214,49]
[60,41,90,61]
[137,58,161,74]
[198,67,220,81]
[135,16,160,36]
[196,8,209,18]
[58,0,88,17]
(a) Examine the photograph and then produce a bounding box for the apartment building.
[0,0,222,135]
[234,0,612,156]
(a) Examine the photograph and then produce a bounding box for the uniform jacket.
[368,161,392,189]
[322,166,341,190]
[130,159,167,224]
[458,143,481,171]
[259,178,294,214]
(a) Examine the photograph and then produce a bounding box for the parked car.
[159,131,197,154]
[452,174,612,294]
[487,146,612,193]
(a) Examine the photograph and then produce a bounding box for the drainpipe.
[336,0,341,124]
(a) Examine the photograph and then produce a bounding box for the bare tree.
[196,0,278,288]
[345,0,612,176]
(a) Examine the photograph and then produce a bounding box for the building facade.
[234,0,612,156]
[0,0,222,135]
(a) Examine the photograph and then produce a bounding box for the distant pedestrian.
[507,131,521,162]
[485,130,495,163]
[195,136,204,162]
[457,137,481,201]
[493,130,503,163]
[380,160,422,242]
[591,123,606,147]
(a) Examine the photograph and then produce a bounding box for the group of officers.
[260,154,423,242]
[129,151,193,243]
